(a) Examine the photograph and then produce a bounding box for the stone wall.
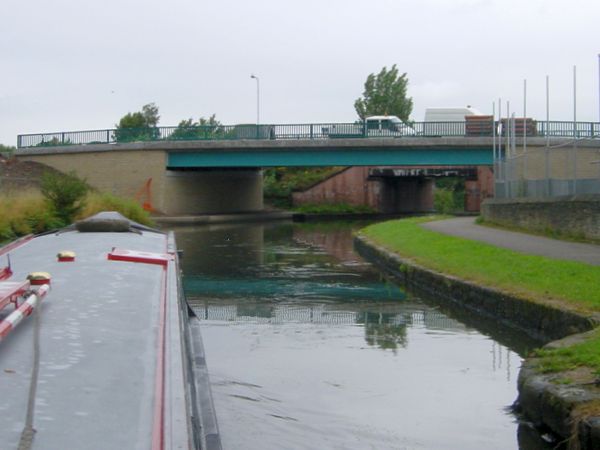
[481,195,600,241]
[353,235,596,342]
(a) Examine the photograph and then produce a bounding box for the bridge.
[14,120,600,215]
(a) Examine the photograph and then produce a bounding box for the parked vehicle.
[325,115,414,138]
[365,115,415,136]
[424,106,482,122]
[423,106,483,136]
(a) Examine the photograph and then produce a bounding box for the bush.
[0,192,64,242]
[40,171,89,224]
[0,188,154,245]
[0,143,16,156]
[434,177,465,213]
[114,103,160,143]
[78,192,153,226]
[434,188,456,214]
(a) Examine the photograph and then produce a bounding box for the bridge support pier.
[379,178,434,213]
[162,169,263,215]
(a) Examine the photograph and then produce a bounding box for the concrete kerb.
[353,234,600,449]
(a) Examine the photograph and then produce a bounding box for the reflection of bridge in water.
[189,300,518,380]
[188,300,466,331]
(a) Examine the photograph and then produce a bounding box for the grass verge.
[359,216,600,376]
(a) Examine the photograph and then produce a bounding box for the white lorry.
[423,106,482,122]
[423,106,482,136]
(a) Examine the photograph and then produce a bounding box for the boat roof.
[0,215,215,449]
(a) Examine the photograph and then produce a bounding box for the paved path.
[422,217,600,266]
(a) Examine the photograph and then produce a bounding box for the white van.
[326,115,414,138]
[365,115,415,136]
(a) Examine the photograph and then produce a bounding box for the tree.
[0,144,16,155]
[114,103,161,142]
[40,171,89,225]
[354,65,413,122]
[169,114,228,141]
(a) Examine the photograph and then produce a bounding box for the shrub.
[434,177,465,213]
[433,188,456,214]
[0,188,153,245]
[78,192,153,226]
[0,191,64,242]
[40,171,89,224]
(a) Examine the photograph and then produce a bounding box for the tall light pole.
[250,74,260,126]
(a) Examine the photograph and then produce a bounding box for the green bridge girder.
[167,146,494,168]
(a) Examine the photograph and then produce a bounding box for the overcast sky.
[1,0,599,145]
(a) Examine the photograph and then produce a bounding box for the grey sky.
[1,0,599,146]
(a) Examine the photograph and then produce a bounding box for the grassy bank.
[0,190,152,243]
[359,216,600,375]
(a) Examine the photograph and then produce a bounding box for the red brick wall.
[292,167,381,208]
[292,165,495,213]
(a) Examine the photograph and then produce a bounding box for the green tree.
[40,171,89,225]
[114,103,161,142]
[169,114,227,140]
[0,144,16,155]
[354,65,413,122]
[434,177,465,213]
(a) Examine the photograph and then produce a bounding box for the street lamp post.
[250,74,260,126]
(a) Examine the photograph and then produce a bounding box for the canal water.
[175,221,536,450]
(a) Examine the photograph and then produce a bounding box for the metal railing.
[494,115,600,198]
[17,119,600,148]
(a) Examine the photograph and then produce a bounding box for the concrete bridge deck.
[14,136,600,216]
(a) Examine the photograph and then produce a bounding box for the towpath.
[422,217,600,266]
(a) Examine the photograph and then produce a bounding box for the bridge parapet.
[17,120,600,149]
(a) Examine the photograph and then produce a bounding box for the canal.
[174,220,538,450]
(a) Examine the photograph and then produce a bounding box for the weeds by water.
[0,190,152,243]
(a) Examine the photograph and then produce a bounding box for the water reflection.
[176,221,529,450]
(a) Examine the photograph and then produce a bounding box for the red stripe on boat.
[108,248,172,267]
[0,235,34,257]
[151,268,167,450]
[0,284,49,343]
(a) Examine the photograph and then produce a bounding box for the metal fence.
[494,141,600,198]
[18,119,600,148]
